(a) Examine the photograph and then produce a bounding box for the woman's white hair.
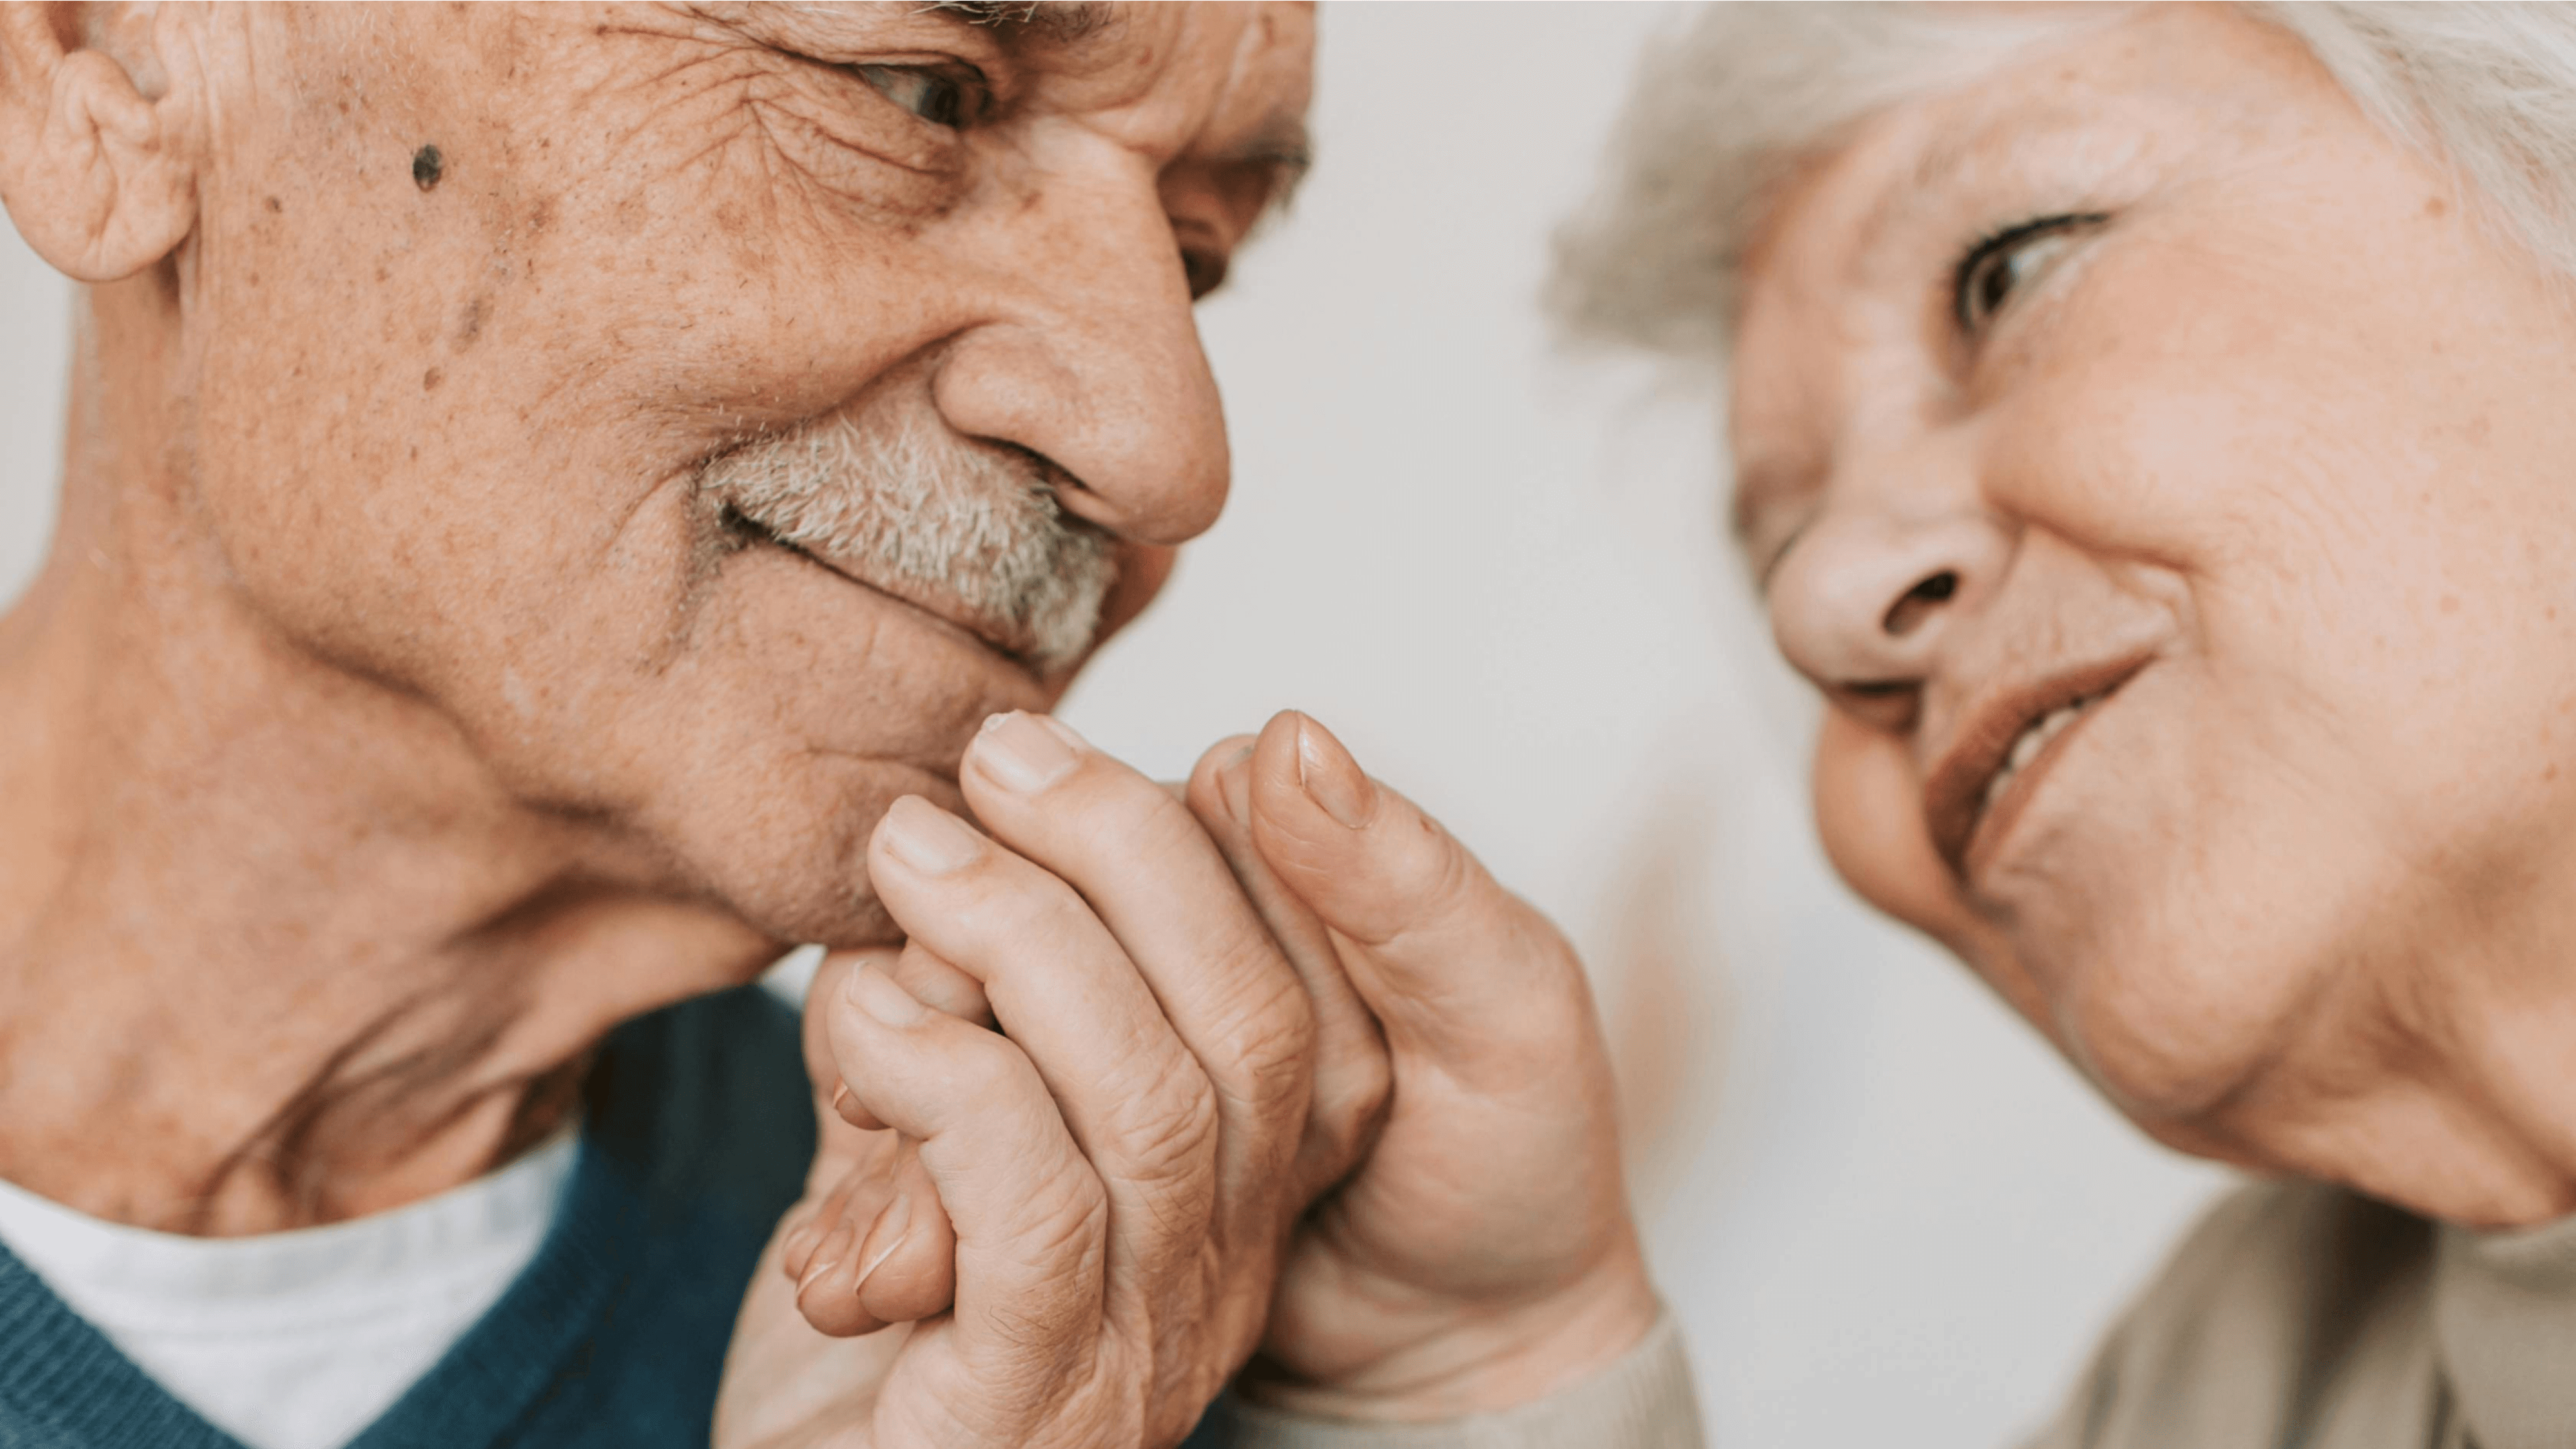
[1551,2,2576,363]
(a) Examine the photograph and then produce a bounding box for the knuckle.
[1368,816,1498,950]
[1071,774,1208,873]
[947,862,1097,969]
[1204,979,1317,1118]
[944,1026,1046,1116]
[1002,1166,1111,1283]
[1316,1050,1393,1150]
[1099,1059,1221,1187]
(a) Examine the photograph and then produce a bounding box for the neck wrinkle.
[0,323,780,1235]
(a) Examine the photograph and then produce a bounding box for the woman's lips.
[1958,687,2109,880]
[1924,654,2151,879]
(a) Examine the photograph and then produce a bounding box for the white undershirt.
[0,1129,579,1449]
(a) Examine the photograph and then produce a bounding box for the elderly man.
[0,3,1444,1446]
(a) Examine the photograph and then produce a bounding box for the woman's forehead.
[1727,5,2356,424]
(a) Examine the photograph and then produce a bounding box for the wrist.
[1238,1248,1662,1424]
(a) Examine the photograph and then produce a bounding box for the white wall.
[0,6,2225,1446]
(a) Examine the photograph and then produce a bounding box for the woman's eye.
[854,64,973,128]
[1951,213,2107,336]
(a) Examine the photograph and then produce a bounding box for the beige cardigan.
[1212,1179,2576,1448]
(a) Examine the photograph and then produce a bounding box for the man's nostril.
[1882,569,1959,637]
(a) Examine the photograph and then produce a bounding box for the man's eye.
[1950,213,2108,335]
[1181,248,1228,301]
[853,64,973,128]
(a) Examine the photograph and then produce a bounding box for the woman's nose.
[1767,508,2009,698]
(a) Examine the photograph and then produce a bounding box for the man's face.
[174,3,1312,943]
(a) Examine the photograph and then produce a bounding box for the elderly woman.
[1179,3,2576,1448]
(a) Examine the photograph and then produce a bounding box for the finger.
[830,941,997,1134]
[792,1140,959,1336]
[955,712,1314,1191]
[866,796,1225,1238]
[888,939,994,1028]
[1187,734,1391,1200]
[1244,710,1597,1074]
[826,961,1109,1361]
[798,949,905,1179]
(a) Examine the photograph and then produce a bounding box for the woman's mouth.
[1980,694,2098,817]
[1926,655,2151,879]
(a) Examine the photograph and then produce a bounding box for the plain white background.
[0,5,2228,1446]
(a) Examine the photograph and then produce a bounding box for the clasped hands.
[715,710,1661,1448]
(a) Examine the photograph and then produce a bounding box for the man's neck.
[0,422,779,1236]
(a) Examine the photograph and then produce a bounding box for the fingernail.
[879,796,982,876]
[1295,716,1375,829]
[1218,745,1255,828]
[973,710,1082,794]
[845,963,929,1027]
[830,1082,865,1126]
[798,1219,857,1295]
[851,1191,912,1297]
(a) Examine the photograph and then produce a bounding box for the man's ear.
[0,3,200,282]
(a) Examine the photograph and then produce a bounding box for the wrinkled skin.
[789,3,2576,1432]
[0,1,1340,1442]
[0,0,1303,1228]
[796,712,1668,1427]
[718,714,1393,1448]
[1741,5,2576,1227]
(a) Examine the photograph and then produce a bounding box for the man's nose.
[1767,507,2009,698]
[930,166,1230,548]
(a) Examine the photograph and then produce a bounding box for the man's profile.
[0,4,1331,1444]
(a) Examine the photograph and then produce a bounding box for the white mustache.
[700,412,1117,672]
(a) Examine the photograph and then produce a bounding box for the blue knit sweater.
[0,985,817,1448]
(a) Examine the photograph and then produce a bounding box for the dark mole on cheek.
[264,195,282,214]
[422,366,444,392]
[413,144,444,192]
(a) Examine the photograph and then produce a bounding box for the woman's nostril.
[1882,569,1960,637]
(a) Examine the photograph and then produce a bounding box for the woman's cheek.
[1811,709,1982,949]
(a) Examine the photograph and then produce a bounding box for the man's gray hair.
[1550,2,2576,365]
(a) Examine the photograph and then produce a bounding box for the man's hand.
[713,711,1389,1448]
[1228,709,1663,1422]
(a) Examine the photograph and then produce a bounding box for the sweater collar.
[2434,1208,2576,1449]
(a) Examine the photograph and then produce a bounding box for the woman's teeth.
[1982,697,2092,814]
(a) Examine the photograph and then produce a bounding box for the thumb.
[1242,711,1595,1073]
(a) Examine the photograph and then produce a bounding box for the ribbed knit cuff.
[1204,1309,1705,1449]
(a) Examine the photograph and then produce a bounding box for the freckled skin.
[0,0,1312,1236]
[1745,6,2576,1225]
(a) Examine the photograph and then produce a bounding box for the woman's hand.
[713,710,1389,1448]
[1228,709,1662,1421]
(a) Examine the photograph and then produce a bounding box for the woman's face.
[1737,4,2576,1208]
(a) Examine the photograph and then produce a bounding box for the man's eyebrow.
[1222,111,1316,219]
[916,1,1118,46]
